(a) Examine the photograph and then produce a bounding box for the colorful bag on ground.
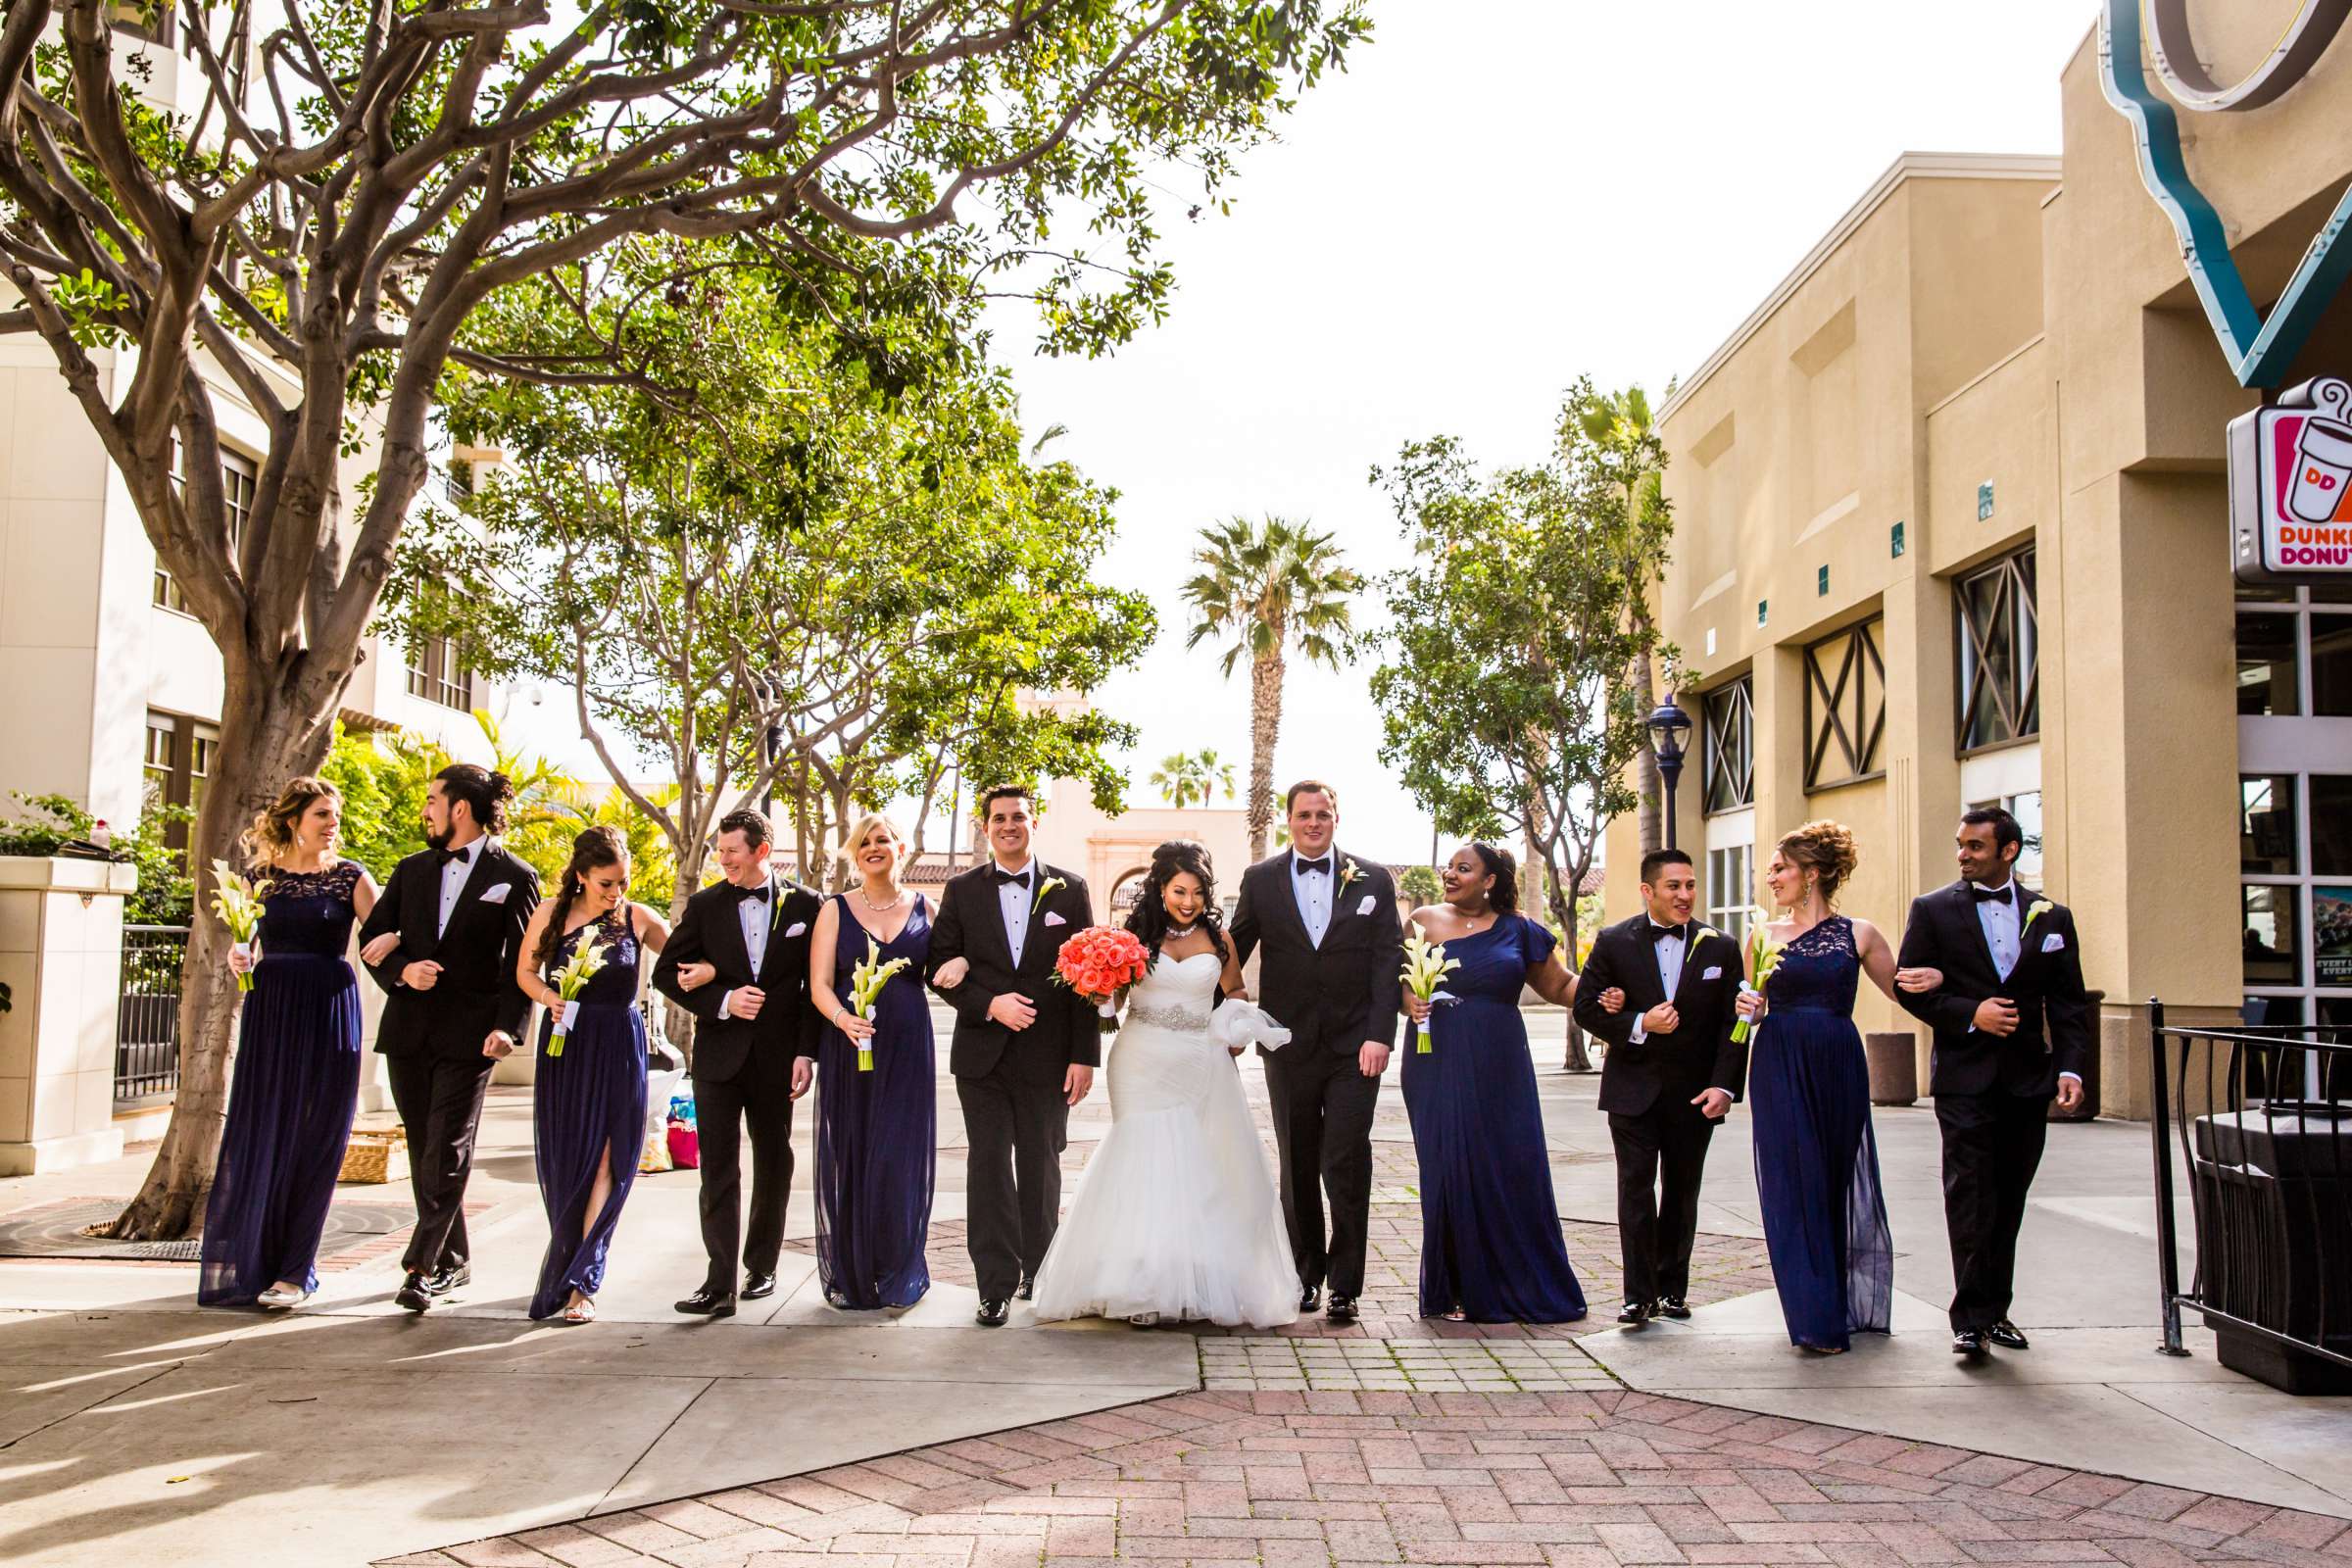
[664,1087,700,1169]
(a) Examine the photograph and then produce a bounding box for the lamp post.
[1646,693,1693,852]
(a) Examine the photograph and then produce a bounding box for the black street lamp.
[1646,693,1693,851]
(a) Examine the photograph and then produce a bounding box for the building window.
[154,448,258,613]
[1965,790,2045,883]
[2237,584,2352,718]
[1706,845,1752,946]
[1802,616,1885,790]
[1955,548,2038,753]
[1702,678,1753,813]
[144,710,220,851]
[404,586,475,711]
[2239,768,2352,1031]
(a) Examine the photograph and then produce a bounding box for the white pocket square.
[477,883,510,905]
[1044,910,1069,927]
[1356,894,1377,915]
[784,921,808,938]
[1703,965,1723,980]
[2041,933,2064,953]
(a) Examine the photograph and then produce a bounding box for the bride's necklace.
[1165,918,1200,937]
[858,884,906,913]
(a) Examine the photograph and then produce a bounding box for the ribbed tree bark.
[1247,649,1287,863]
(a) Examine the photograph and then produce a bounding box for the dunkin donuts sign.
[2231,375,2352,582]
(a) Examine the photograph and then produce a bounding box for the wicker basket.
[339,1127,409,1185]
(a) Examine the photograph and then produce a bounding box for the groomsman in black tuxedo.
[926,785,1098,1327]
[1574,848,1747,1325]
[1230,781,1403,1326]
[653,809,825,1318]
[359,764,540,1313]
[1895,807,2092,1357]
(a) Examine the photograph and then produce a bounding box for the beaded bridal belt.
[1127,1003,1211,1032]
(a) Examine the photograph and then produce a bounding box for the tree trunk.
[1632,638,1661,855]
[1547,866,1593,1074]
[98,665,337,1239]
[1247,649,1285,863]
[662,840,708,1065]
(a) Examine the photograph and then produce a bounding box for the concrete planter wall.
[0,856,139,1174]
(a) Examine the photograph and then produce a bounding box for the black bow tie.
[729,882,770,905]
[433,845,472,869]
[1972,884,2014,905]
[1642,922,1687,945]
[993,867,1031,888]
[1296,857,1332,876]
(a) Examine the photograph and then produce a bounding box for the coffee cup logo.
[2289,378,2352,523]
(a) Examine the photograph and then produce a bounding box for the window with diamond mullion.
[1956,548,2038,754]
[1802,617,1886,790]
[1703,678,1754,813]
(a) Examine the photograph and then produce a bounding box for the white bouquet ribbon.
[1209,999,1292,1052]
[560,1000,582,1032]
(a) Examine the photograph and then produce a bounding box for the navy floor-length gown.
[1401,913,1587,1323]
[199,859,366,1305]
[1747,913,1894,1350]
[528,906,648,1319]
[814,893,936,1308]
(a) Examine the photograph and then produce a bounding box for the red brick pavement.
[386,1386,2352,1567]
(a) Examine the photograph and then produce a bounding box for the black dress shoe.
[1325,1295,1358,1325]
[741,1271,777,1300]
[1616,1300,1651,1325]
[674,1287,737,1318]
[976,1298,1010,1327]
[1658,1297,1692,1320]
[1299,1285,1322,1314]
[1015,1274,1035,1302]
[1952,1329,1989,1356]
[1987,1320,2030,1350]
[423,1263,470,1296]
[394,1273,432,1313]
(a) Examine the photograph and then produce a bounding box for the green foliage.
[0,792,193,924]
[1150,749,1238,808]
[1397,864,1443,907]
[318,726,445,880]
[1183,516,1362,678]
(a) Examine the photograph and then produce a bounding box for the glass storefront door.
[2237,585,2352,1029]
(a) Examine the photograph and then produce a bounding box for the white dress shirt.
[1626,922,1689,1044]
[1289,851,1336,947]
[1975,878,2023,980]
[996,858,1036,966]
[435,841,478,936]
[720,874,775,1021]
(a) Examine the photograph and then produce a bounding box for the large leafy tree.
[1572,382,1676,852]
[1182,515,1358,861]
[0,0,1362,1236]
[1368,425,1683,1073]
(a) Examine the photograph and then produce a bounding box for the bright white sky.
[987,0,2099,865]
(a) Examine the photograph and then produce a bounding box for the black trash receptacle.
[2189,1106,2352,1394]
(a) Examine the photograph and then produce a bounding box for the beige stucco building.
[1604,15,2352,1114]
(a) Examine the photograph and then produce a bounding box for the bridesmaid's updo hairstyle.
[434,762,514,835]
[536,824,630,971]
[1777,819,1860,904]
[1123,839,1233,974]
[242,776,342,865]
[1462,841,1520,914]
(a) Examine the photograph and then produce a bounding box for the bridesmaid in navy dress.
[1737,821,1941,1352]
[1401,843,1617,1323]
[507,825,673,1323]
[808,812,937,1309]
[204,777,382,1309]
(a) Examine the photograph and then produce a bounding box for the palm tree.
[1183,516,1361,862]
[1150,748,1239,808]
[1572,384,1672,853]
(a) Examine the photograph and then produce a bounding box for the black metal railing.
[116,924,188,1104]
[2149,999,2352,1378]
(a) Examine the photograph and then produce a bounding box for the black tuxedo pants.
[1608,1100,1717,1304]
[386,1052,495,1274]
[693,1051,798,1292]
[1936,1089,2049,1331]
[1265,1044,1381,1298]
[956,1057,1070,1300]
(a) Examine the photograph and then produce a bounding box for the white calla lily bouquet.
[847,937,911,1071]
[547,938,609,1057]
[1401,931,1461,1054]
[210,859,266,993]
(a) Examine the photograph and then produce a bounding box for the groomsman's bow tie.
[728,883,770,905]
[432,845,473,868]
[993,867,1032,888]
[1971,884,2015,905]
[1642,922,1687,944]
[1295,857,1332,876]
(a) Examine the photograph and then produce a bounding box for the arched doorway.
[1107,865,1151,914]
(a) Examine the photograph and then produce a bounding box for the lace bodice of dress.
[552,907,642,1004]
[256,858,363,957]
[1126,950,1222,1032]
[1763,913,1861,1015]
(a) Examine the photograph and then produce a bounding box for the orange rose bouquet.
[1053,925,1152,1006]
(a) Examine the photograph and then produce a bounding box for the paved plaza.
[2,1007,2349,1567]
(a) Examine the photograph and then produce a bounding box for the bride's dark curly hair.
[1123,839,1233,973]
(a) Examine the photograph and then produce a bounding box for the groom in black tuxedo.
[359,763,540,1313]
[653,808,824,1318]
[1895,807,2092,1357]
[1573,848,1746,1325]
[926,784,1098,1328]
[1230,780,1403,1326]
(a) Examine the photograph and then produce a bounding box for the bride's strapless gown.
[1030,952,1300,1329]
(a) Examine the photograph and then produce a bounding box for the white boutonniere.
[2023,899,2053,931]
[1338,858,1363,893]
[1690,923,1718,943]
[1033,874,1065,911]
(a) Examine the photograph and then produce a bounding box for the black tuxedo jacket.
[652,874,824,1084]
[925,861,1100,1082]
[1575,914,1747,1117]
[360,842,541,1060]
[1228,850,1403,1056]
[1895,880,2093,1099]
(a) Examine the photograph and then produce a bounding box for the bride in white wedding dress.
[1030,841,1300,1330]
